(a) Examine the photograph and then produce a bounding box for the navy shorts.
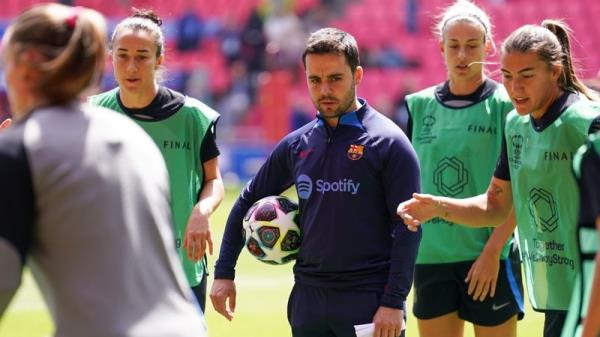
[543,310,567,337]
[287,283,406,337]
[413,258,524,326]
[191,272,207,313]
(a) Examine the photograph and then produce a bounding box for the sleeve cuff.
[213,268,235,280]
[380,293,405,309]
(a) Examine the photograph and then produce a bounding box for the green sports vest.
[561,133,600,337]
[89,88,219,287]
[506,100,600,310]
[407,85,513,264]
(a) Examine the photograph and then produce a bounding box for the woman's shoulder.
[406,84,439,102]
[179,94,220,121]
[88,87,119,105]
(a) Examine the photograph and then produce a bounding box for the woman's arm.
[183,157,224,261]
[398,177,514,230]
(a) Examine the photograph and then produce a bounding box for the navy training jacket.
[215,99,421,308]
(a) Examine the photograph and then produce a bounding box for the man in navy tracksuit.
[210,27,421,337]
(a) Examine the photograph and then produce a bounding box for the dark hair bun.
[131,8,162,27]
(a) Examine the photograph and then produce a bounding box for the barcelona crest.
[347,144,364,160]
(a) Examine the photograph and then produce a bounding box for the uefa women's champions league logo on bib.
[422,115,436,132]
[510,134,524,168]
[416,115,437,144]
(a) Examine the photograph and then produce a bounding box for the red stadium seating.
[2,0,600,141]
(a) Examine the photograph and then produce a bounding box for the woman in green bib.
[561,133,600,337]
[404,1,523,336]
[89,9,224,314]
[398,20,600,337]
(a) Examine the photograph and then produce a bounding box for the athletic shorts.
[191,271,207,313]
[288,283,406,337]
[191,256,209,313]
[413,258,524,326]
[543,310,567,337]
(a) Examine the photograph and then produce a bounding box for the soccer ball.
[242,195,301,265]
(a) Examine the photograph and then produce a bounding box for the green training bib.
[562,133,600,337]
[90,88,219,286]
[408,85,513,263]
[506,100,599,310]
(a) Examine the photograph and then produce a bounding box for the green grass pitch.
[0,187,544,337]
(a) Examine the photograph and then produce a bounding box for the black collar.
[434,78,497,109]
[531,91,580,132]
[117,86,185,121]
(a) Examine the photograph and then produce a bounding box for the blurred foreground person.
[0,4,207,337]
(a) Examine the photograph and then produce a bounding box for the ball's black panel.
[261,260,280,265]
[281,229,301,251]
[281,253,298,264]
[246,237,266,258]
[277,197,298,214]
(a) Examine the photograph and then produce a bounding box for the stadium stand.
[1,0,599,180]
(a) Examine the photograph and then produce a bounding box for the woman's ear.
[484,38,493,54]
[19,65,41,88]
[16,49,43,85]
[551,63,563,82]
[155,54,164,69]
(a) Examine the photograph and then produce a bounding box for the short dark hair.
[302,27,360,73]
[111,8,164,58]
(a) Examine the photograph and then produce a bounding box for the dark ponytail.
[541,20,598,101]
[502,20,598,101]
[131,8,163,27]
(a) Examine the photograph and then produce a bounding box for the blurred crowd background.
[1,0,600,183]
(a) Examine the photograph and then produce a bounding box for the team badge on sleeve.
[347,144,364,160]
